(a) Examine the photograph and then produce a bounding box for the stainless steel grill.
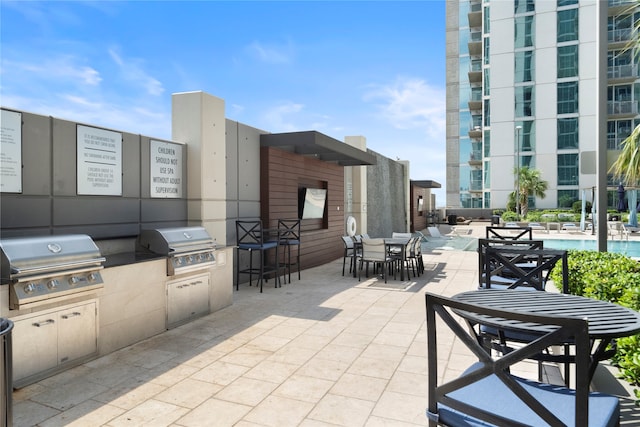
[136,227,216,276]
[0,234,105,310]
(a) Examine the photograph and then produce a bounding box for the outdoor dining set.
[427,224,640,427]
[340,232,424,283]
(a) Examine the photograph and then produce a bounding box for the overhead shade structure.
[629,189,638,227]
[617,183,626,213]
[260,131,377,166]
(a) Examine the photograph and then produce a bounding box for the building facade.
[446,0,639,210]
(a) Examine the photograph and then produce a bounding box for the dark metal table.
[452,289,640,381]
[385,238,410,281]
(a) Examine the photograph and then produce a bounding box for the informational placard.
[150,140,183,198]
[0,109,23,193]
[77,125,122,196]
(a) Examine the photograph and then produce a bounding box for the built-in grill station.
[137,226,216,328]
[0,234,105,311]
[137,226,216,276]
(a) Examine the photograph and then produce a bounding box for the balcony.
[468,126,482,139]
[468,4,481,28]
[608,28,633,48]
[607,100,638,117]
[608,136,630,150]
[469,180,483,192]
[608,64,638,82]
[469,151,482,166]
[468,61,482,84]
[608,0,637,15]
[468,32,482,56]
[468,91,482,112]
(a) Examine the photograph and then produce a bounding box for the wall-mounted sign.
[150,140,183,198]
[0,109,22,193]
[77,125,122,196]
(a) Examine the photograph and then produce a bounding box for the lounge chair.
[561,223,580,232]
[527,222,547,232]
[427,226,452,239]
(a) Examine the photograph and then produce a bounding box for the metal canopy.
[260,131,377,166]
[411,180,442,189]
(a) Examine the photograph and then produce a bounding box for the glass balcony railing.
[608,64,638,79]
[608,28,633,43]
[469,180,483,191]
[607,100,638,115]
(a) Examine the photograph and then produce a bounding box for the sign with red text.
[150,140,183,198]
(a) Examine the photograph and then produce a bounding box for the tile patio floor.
[10,226,640,426]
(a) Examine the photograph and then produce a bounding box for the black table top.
[452,289,640,340]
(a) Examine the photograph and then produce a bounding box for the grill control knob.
[186,255,194,264]
[23,283,37,294]
[47,279,59,290]
[88,272,99,282]
[175,257,184,265]
[69,276,81,286]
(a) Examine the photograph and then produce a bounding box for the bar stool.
[277,219,301,283]
[236,220,281,292]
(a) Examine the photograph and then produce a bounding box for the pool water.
[423,236,477,252]
[542,238,640,257]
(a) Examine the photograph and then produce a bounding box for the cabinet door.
[167,274,210,327]
[188,275,210,318]
[58,302,97,364]
[12,313,58,382]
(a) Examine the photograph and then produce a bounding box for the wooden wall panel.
[410,185,429,232]
[261,147,344,270]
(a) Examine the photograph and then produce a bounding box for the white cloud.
[260,101,305,132]
[363,76,445,140]
[108,48,164,96]
[246,40,294,64]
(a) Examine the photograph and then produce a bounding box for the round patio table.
[451,289,640,381]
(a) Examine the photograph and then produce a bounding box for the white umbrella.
[629,190,638,227]
[580,189,586,231]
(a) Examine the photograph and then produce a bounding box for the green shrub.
[549,250,640,388]
[501,211,519,222]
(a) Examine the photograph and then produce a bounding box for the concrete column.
[172,91,233,313]
[345,136,368,235]
[172,91,228,245]
[398,160,411,232]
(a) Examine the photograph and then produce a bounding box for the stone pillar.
[398,160,411,232]
[171,91,227,245]
[172,91,232,312]
[345,136,368,235]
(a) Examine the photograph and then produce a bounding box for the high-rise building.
[446,0,639,210]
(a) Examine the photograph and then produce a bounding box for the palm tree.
[609,1,640,186]
[609,124,640,186]
[514,167,548,218]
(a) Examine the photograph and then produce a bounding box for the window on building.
[515,50,534,82]
[515,86,534,117]
[557,82,578,114]
[484,192,491,209]
[557,0,578,7]
[558,153,579,185]
[558,9,578,42]
[484,68,490,96]
[484,6,490,34]
[516,121,535,152]
[484,37,490,65]
[514,0,534,14]
[483,161,490,187]
[515,15,535,48]
[607,119,633,150]
[557,44,578,78]
[521,155,534,169]
[558,190,579,208]
[558,118,579,149]
[484,130,491,157]
[484,99,490,126]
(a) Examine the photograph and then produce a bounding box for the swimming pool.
[541,238,640,257]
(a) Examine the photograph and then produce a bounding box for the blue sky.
[1,1,447,203]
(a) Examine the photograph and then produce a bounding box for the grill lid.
[0,234,105,281]
[137,227,215,256]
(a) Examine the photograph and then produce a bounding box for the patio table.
[451,289,640,382]
[384,237,411,281]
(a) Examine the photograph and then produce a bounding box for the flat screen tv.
[299,188,327,219]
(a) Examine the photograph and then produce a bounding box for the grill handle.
[10,257,106,276]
